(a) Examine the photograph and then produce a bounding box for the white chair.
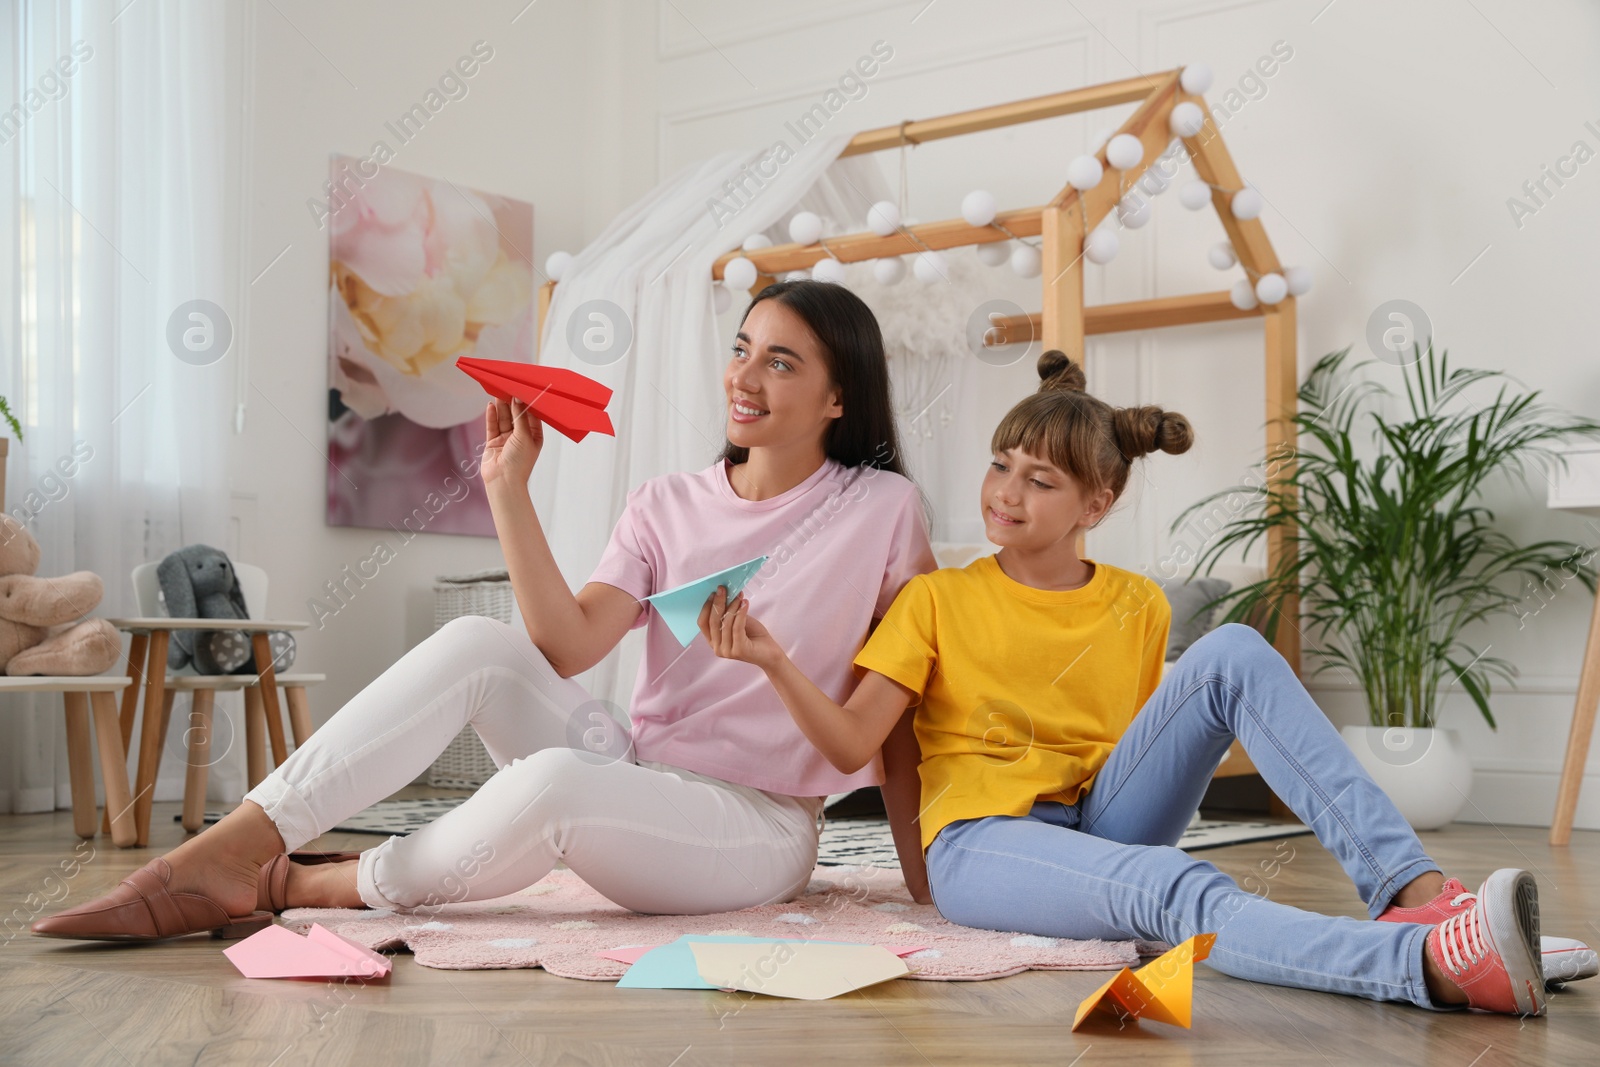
[129,561,326,830]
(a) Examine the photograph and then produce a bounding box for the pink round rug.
[280,864,1145,981]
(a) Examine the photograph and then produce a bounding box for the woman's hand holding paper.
[699,586,785,672]
[481,397,544,491]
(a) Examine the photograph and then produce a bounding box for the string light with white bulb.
[692,62,1312,311]
[811,238,846,284]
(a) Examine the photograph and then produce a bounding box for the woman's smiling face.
[981,446,1113,549]
[723,298,843,453]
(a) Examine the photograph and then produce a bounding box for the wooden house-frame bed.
[538,69,1304,788]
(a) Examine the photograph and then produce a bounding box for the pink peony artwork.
[325,155,534,537]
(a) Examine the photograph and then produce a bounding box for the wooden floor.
[3,802,1597,1066]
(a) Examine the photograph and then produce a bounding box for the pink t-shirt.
[587,456,935,797]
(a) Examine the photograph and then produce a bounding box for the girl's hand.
[699,586,784,671]
[480,398,544,491]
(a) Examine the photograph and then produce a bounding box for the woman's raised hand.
[480,398,544,491]
[698,586,784,671]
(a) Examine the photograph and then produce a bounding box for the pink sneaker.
[1379,874,1592,990]
[1422,868,1544,1016]
[1377,876,1474,925]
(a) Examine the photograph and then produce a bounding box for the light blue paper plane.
[616,935,862,990]
[641,555,769,647]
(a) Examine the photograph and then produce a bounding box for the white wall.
[224,0,606,797]
[230,0,1600,828]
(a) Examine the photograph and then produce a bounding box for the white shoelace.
[1435,900,1490,974]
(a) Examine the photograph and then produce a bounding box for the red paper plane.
[456,356,615,442]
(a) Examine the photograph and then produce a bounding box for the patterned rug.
[278,863,1152,979]
[203,801,1311,868]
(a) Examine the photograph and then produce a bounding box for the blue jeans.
[924,623,1444,1009]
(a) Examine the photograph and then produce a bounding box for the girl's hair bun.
[1037,349,1086,394]
[1112,405,1195,460]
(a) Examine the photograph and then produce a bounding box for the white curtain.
[0,1,238,812]
[533,136,895,709]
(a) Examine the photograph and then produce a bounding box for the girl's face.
[724,299,843,454]
[982,447,1114,551]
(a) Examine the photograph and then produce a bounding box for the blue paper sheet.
[641,555,769,647]
[616,934,861,990]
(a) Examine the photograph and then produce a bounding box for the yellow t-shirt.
[854,554,1170,852]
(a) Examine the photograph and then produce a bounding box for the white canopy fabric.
[532,133,895,707]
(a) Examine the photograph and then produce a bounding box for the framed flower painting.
[325,154,534,537]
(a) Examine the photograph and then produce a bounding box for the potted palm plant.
[1175,343,1600,829]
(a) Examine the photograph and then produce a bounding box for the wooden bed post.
[536,280,554,357]
[1040,203,1088,558]
[1263,300,1301,673]
[1038,205,1087,366]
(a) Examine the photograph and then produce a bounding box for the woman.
[34,279,936,941]
[698,348,1549,1017]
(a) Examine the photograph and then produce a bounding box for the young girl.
[34,280,936,941]
[699,348,1547,1017]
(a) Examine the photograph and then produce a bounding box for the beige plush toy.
[0,515,121,676]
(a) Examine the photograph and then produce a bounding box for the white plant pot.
[1341,726,1474,831]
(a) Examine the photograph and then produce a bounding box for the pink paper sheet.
[224,922,393,980]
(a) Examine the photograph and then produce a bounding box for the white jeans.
[244,615,825,914]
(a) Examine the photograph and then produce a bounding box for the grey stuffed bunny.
[156,545,295,675]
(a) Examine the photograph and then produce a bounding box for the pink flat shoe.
[258,850,363,913]
[31,858,272,943]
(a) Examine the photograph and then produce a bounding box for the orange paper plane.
[1072,933,1215,1031]
[456,356,615,443]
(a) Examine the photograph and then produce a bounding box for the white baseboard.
[1454,767,1600,832]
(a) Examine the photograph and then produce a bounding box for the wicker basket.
[426,569,518,789]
